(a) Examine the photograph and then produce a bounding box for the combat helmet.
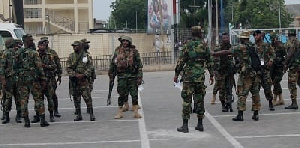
[238,31,250,39]
[121,36,132,44]
[191,26,202,36]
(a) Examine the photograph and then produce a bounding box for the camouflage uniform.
[253,30,275,111]
[284,32,300,109]
[109,36,143,119]
[17,34,49,127]
[38,41,56,122]
[0,39,22,124]
[66,41,95,121]
[174,26,214,133]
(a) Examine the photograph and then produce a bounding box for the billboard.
[147,0,173,35]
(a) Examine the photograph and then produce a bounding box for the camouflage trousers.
[236,73,261,111]
[271,66,284,95]
[259,67,273,101]
[18,80,45,117]
[181,82,206,120]
[3,76,21,113]
[117,77,138,107]
[288,69,299,100]
[52,77,59,112]
[212,74,222,95]
[41,77,55,112]
[72,79,93,110]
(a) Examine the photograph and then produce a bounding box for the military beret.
[80,38,90,43]
[71,41,81,46]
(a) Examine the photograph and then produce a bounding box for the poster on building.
[147,0,172,35]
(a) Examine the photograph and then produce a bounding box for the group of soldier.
[0,35,98,128]
[174,26,300,133]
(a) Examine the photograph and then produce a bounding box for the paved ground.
[0,71,299,148]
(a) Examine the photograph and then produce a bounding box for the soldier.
[284,30,300,110]
[108,36,143,119]
[253,30,275,111]
[270,32,286,106]
[37,41,56,122]
[0,38,22,124]
[40,37,62,117]
[212,32,235,112]
[80,38,96,114]
[66,41,96,121]
[213,31,261,121]
[174,26,214,133]
[17,34,49,127]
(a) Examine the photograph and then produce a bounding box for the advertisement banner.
[147,0,173,35]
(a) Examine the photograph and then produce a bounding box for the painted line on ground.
[212,111,300,118]
[205,111,244,148]
[138,91,151,148]
[234,134,300,139]
[0,139,168,147]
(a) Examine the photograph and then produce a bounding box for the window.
[14,29,26,39]
[24,0,42,5]
[24,8,42,18]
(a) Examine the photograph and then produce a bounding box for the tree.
[110,0,147,30]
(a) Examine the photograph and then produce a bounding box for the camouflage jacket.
[175,38,213,82]
[66,50,93,78]
[38,50,57,79]
[213,43,234,75]
[285,37,300,69]
[0,48,19,78]
[85,50,96,82]
[232,43,257,75]
[255,42,275,66]
[16,47,46,81]
[272,42,286,68]
[46,47,62,77]
[108,45,143,79]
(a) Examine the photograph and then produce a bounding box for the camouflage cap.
[5,38,15,48]
[80,38,90,43]
[38,40,46,45]
[238,31,250,39]
[40,37,48,41]
[22,34,33,40]
[118,35,125,41]
[121,36,132,44]
[191,26,202,33]
[71,41,81,46]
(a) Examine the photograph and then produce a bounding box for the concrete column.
[74,0,79,33]
[42,0,46,34]
[88,0,93,29]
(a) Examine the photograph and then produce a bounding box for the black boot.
[15,110,22,123]
[2,112,9,124]
[54,110,61,118]
[252,110,259,121]
[285,99,298,109]
[195,118,204,131]
[24,116,30,128]
[31,112,40,123]
[269,100,275,111]
[232,111,243,121]
[74,108,83,121]
[88,108,96,121]
[222,101,228,112]
[40,115,50,127]
[50,111,55,122]
[177,119,189,133]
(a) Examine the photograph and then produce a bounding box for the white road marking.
[212,111,300,118]
[235,134,300,139]
[138,91,151,148]
[205,111,244,148]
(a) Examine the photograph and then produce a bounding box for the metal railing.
[47,10,75,32]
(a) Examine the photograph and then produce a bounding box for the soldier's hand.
[209,76,214,85]
[137,77,143,85]
[57,76,62,85]
[174,76,178,83]
[42,64,46,68]
[284,65,288,73]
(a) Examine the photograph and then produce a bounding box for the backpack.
[246,44,261,72]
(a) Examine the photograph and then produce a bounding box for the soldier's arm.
[284,47,295,66]
[174,47,188,76]
[34,51,46,81]
[108,51,117,79]
[267,44,275,63]
[66,54,76,77]
[135,50,143,79]
[53,51,62,77]
[83,55,93,78]
[43,54,57,70]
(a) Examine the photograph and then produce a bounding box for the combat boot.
[114,107,124,119]
[40,115,50,127]
[31,112,40,123]
[269,100,275,111]
[273,94,278,106]
[49,111,55,122]
[122,101,129,112]
[276,94,285,106]
[54,111,61,117]
[252,110,259,121]
[15,110,22,123]
[2,112,9,124]
[177,119,189,133]
[221,101,228,112]
[285,99,298,109]
[74,108,83,121]
[232,111,243,121]
[133,105,142,118]
[24,116,30,128]
[211,94,216,104]
[88,108,96,121]
[195,118,204,132]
